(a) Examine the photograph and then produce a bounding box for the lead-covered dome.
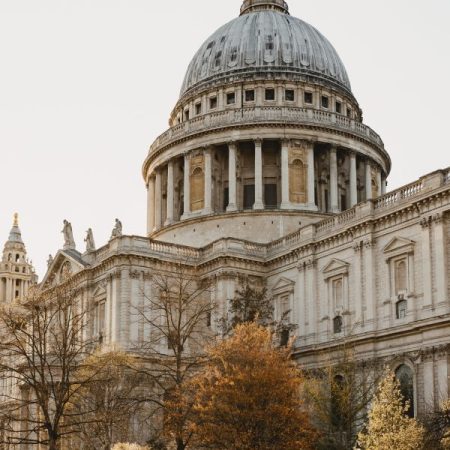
[180,0,351,97]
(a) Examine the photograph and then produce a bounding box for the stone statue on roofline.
[62,220,76,250]
[110,218,123,240]
[85,228,96,253]
[47,254,54,268]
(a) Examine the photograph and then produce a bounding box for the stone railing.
[94,169,448,265]
[149,106,384,154]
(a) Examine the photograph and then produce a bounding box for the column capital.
[329,144,338,153]
[228,140,237,149]
[254,138,263,146]
[281,138,290,147]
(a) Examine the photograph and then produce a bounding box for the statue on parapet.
[85,228,96,253]
[62,220,76,250]
[110,219,123,240]
[47,254,54,268]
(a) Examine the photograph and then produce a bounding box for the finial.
[240,0,289,15]
[13,213,19,227]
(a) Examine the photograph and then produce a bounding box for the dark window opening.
[321,96,329,109]
[195,103,201,115]
[227,92,236,105]
[265,88,275,101]
[214,51,222,68]
[340,194,346,211]
[265,35,274,51]
[396,365,415,418]
[347,107,352,118]
[243,185,255,210]
[396,298,407,319]
[280,329,290,347]
[209,97,217,109]
[245,89,255,102]
[184,109,190,121]
[223,188,229,211]
[230,47,238,62]
[264,184,278,209]
[325,189,329,212]
[206,311,212,328]
[15,290,19,298]
[336,101,342,114]
[304,92,313,104]
[333,316,343,334]
[285,89,295,102]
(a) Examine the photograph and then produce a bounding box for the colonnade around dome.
[146,138,387,239]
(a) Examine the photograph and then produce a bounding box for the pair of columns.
[333,148,384,212]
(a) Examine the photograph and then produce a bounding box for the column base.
[226,204,237,212]
[253,202,264,210]
[181,213,191,221]
[280,202,291,210]
[164,218,174,226]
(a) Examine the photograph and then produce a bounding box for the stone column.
[204,147,213,213]
[307,144,317,209]
[434,214,448,307]
[305,258,317,343]
[376,168,382,197]
[350,152,358,207]
[364,239,376,329]
[165,161,174,225]
[381,174,387,195]
[330,146,339,213]
[421,217,433,311]
[147,176,155,235]
[365,161,373,200]
[281,139,290,209]
[353,242,363,326]
[154,170,162,230]
[182,154,191,219]
[254,139,264,210]
[227,142,237,212]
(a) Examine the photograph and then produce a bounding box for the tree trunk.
[176,437,186,450]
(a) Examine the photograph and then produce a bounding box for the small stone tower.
[0,214,37,303]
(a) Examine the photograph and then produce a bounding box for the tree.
[304,342,378,450]
[0,285,98,450]
[220,280,296,343]
[66,350,144,450]
[422,399,450,449]
[136,263,215,450]
[357,369,425,450]
[191,322,318,450]
[112,444,151,450]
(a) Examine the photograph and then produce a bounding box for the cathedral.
[2,0,450,424]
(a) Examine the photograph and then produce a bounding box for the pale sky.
[0,0,449,278]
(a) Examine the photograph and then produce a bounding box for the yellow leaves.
[357,369,425,450]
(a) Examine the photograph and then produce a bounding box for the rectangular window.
[285,89,295,102]
[264,184,278,208]
[265,88,275,101]
[184,109,190,121]
[243,184,255,209]
[227,92,236,105]
[209,97,217,109]
[336,101,342,114]
[245,89,255,102]
[321,96,329,109]
[195,103,202,115]
[304,92,313,104]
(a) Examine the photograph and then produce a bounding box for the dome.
[180,1,351,98]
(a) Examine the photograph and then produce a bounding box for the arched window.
[396,299,407,319]
[395,260,407,294]
[190,166,205,212]
[396,364,415,418]
[289,159,306,204]
[333,316,343,334]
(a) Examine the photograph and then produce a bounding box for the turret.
[0,214,37,303]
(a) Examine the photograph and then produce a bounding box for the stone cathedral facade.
[2,0,450,425]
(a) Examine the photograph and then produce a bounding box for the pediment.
[322,259,349,279]
[271,277,295,294]
[41,249,89,288]
[92,284,107,298]
[383,237,415,258]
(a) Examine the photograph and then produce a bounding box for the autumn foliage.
[357,369,425,450]
[190,322,318,450]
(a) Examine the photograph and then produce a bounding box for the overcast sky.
[0,0,449,277]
